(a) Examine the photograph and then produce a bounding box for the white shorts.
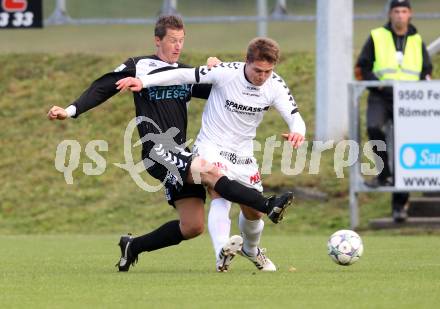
[193,141,263,192]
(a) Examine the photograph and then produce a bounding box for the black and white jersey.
[70,55,211,156]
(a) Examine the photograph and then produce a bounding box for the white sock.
[208,198,232,259]
[239,211,264,257]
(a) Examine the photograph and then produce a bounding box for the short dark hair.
[154,15,184,40]
[389,0,411,11]
[246,37,280,64]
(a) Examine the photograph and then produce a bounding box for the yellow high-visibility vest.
[371,27,422,81]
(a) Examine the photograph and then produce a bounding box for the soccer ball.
[327,230,364,266]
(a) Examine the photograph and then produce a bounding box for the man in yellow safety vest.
[355,0,433,222]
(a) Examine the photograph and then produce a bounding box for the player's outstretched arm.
[64,59,136,118]
[280,112,306,149]
[117,68,198,92]
[271,75,306,149]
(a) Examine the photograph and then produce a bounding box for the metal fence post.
[46,0,72,25]
[348,83,360,229]
[315,0,353,141]
[271,0,288,17]
[160,0,178,16]
[428,36,440,56]
[383,0,392,17]
[257,0,268,37]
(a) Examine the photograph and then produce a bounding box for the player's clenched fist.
[206,57,222,68]
[47,106,68,120]
[116,77,143,92]
[282,133,305,149]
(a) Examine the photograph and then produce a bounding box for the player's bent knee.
[181,222,204,239]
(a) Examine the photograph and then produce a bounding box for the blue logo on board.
[400,143,440,169]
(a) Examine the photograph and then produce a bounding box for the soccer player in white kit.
[116,37,306,272]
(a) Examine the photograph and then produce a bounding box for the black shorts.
[145,147,206,206]
[165,183,206,207]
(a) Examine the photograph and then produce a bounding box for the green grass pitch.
[1,234,439,308]
[2,1,440,307]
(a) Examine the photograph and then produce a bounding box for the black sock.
[130,220,185,255]
[214,176,268,213]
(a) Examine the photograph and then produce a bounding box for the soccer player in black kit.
[47,15,293,272]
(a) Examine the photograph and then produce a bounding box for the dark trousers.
[367,91,409,211]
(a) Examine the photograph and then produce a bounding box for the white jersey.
[139,62,306,156]
[194,62,303,155]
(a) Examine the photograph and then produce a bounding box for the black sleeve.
[70,58,136,118]
[191,84,212,99]
[356,35,378,81]
[420,42,433,80]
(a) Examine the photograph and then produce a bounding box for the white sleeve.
[139,68,197,88]
[272,77,306,136]
[195,65,227,85]
[287,112,306,136]
[139,64,235,88]
[196,62,243,86]
[65,105,77,118]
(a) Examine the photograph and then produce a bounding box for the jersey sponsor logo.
[220,150,253,165]
[242,85,261,97]
[148,61,158,67]
[224,99,269,115]
[242,91,260,98]
[249,171,261,185]
[147,85,191,101]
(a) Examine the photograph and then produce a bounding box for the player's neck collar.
[152,54,178,67]
[243,64,255,86]
[243,64,262,88]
